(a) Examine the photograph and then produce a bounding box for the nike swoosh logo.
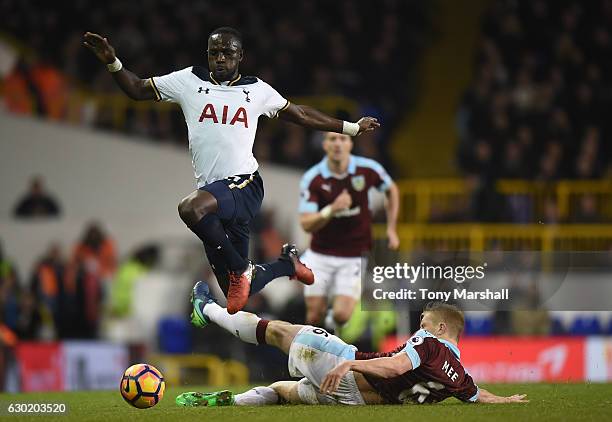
[193,298,205,317]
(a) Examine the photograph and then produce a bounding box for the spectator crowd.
[0,223,115,344]
[456,0,612,223]
[458,0,612,182]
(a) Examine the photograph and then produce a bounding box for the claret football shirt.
[356,329,479,404]
[299,155,392,257]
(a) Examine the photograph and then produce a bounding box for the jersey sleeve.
[150,67,192,103]
[298,172,319,213]
[369,160,393,192]
[258,79,290,118]
[454,373,480,403]
[402,331,434,370]
[356,342,406,360]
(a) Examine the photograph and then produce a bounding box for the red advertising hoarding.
[15,342,64,392]
[381,336,586,382]
[15,341,128,392]
[460,337,585,382]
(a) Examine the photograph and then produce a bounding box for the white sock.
[234,387,278,406]
[203,302,260,344]
[324,309,337,332]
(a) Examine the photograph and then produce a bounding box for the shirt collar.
[320,155,356,179]
[439,338,461,359]
[209,72,242,86]
[415,329,461,359]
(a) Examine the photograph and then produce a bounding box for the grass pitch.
[1,383,611,421]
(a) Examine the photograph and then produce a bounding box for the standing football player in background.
[299,132,399,331]
[82,27,380,314]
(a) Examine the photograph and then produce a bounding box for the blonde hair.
[423,302,465,339]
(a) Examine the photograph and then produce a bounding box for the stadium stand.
[458,0,612,182]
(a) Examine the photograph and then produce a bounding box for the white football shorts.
[301,249,363,299]
[288,325,365,405]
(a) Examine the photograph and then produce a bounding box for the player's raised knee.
[178,192,216,226]
[178,195,197,225]
[306,309,326,326]
[268,381,300,404]
[265,320,300,353]
[332,309,352,326]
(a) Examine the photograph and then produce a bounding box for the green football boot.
[175,390,235,407]
[190,280,214,328]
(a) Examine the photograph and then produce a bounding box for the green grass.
[1,384,611,421]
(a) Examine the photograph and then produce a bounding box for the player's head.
[420,302,465,342]
[207,27,243,81]
[323,132,353,163]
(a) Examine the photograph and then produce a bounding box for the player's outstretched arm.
[320,353,412,395]
[83,32,155,101]
[279,104,379,136]
[476,388,529,404]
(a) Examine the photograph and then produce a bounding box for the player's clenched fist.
[83,32,116,64]
[331,189,352,213]
[356,116,380,135]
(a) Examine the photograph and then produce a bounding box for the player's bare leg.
[189,283,389,407]
[177,381,302,407]
[305,296,327,326]
[191,280,303,352]
[264,320,303,354]
[179,189,253,313]
[232,381,310,406]
[331,295,356,326]
[178,189,218,227]
[268,381,302,404]
[182,189,312,314]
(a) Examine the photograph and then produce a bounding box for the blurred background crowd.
[456,0,612,222]
[459,0,612,182]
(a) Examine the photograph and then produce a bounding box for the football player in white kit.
[83,27,380,314]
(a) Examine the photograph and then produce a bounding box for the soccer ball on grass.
[120,363,165,408]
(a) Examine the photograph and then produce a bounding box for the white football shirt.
[150,66,289,188]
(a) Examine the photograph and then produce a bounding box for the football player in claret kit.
[179,285,528,406]
[299,132,399,331]
[83,27,379,314]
